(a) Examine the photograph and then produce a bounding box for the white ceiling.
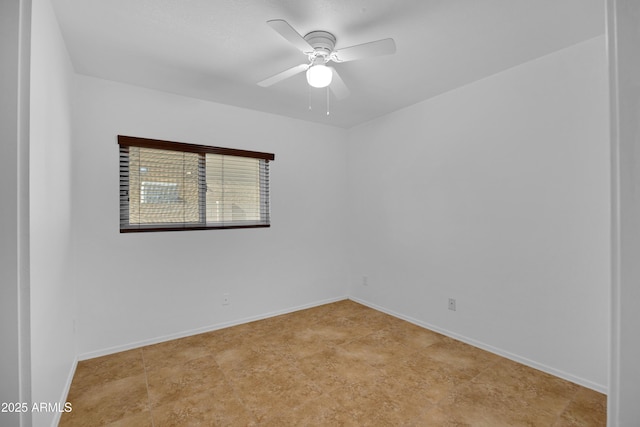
[50,0,604,128]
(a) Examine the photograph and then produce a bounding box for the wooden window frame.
[118,135,274,233]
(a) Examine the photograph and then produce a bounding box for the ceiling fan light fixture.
[306,64,333,88]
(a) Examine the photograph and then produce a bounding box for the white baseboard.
[78,295,349,361]
[50,355,78,427]
[76,294,606,394]
[348,296,608,394]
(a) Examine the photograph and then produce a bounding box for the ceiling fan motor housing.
[304,31,336,57]
[258,18,394,99]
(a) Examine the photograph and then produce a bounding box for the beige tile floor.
[59,300,606,426]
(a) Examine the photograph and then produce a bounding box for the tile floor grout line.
[220,369,256,421]
[469,356,502,383]
[428,356,507,410]
[140,347,155,427]
[552,386,581,426]
[210,343,260,423]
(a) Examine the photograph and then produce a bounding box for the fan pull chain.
[308,84,312,111]
[326,87,330,116]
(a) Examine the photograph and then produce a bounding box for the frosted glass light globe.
[306,64,333,88]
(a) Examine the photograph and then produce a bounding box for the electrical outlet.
[362,276,368,286]
[448,298,456,311]
[222,293,230,306]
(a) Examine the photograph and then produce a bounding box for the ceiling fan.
[257,19,396,100]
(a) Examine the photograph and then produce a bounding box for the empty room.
[2,0,640,426]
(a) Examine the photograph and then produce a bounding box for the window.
[141,181,180,204]
[118,135,274,232]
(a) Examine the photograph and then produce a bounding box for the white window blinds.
[118,136,273,232]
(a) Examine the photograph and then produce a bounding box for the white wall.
[0,0,32,426]
[72,76,350,357]
[347,36,610,391]
[2,2,618,423]
[607,0,640,424]
[29,0,77,425]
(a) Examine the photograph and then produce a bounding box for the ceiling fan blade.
[267,19,314,54]
[329,67,350,100]
[332,38,396,63]
[257,63,309,87]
